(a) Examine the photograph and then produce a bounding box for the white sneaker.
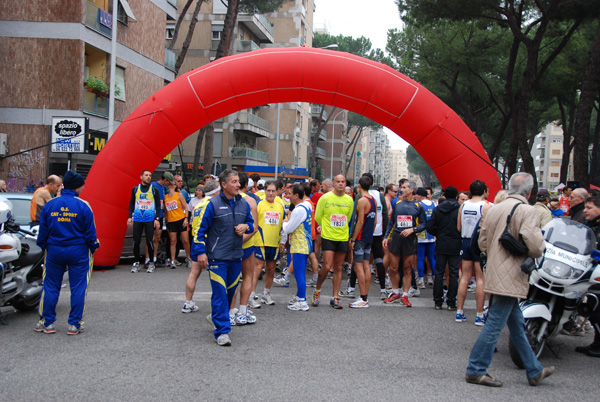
[380,291,388,300]
[216,333,231,346]
[245,312,257,324]
[182,301,199,313]
[289,295,300,305]
[287,301,310,311]
[417,278,426,289]
[131,262,140,273]
[408,287,421,297]
[247,298,261,309]
[146,261,155,273]
[427,274,434,285]
[349,299,369,308]
[234,313,247,325]
[273,276,289,287]
[261,294,275,305]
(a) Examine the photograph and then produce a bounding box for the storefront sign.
[51,117,87,153]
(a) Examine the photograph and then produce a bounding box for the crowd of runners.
[127,168,508,346]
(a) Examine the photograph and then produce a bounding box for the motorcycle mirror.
[592,249,600,264]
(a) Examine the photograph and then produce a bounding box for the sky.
[312,0,409,150]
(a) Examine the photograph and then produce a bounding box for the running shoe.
[261,294,275,305]
[131,262,140,273]
[34,323,56,334]
[408,287,420,297]
[182,301,199,313]
[417,278,426,289]
[147,261,155,273]
[247,298,261,309]
[343,262,351,275]
[273,276,289,287]
[330,297,343,309]
[245,312,257,324]
[447,305,457,311]
[383,293,402,304]
[370,264,376,275]
[67,324,85,335]
[170,260,177,269]
[306,279,317,287]
[216,334,231,346]
[400,295,412,307]
[186,257,192,268]
[338,289,356,299]
[288,301,310,311]
[435,305,443,310]
[289,295,299,305]
[229,312,237,326]
[234,313,247,325]
[475,316,486,327]
[174,259,182,267]
[427,274,434,286]
[468,282,477,293]
[380,291,388,300]
[312,290,320,306]
[456,312,467,322]
[349,299,369,308]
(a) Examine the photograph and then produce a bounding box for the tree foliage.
[406,146,436,187]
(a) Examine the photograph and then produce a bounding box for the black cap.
[63,171,85,190]
[416,187,427,197]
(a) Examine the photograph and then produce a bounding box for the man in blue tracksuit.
[35,171,99,335]
[193,169,254,346]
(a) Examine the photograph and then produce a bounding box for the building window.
[117,1,128,24]
[552,139,562,143]
[166,23,175,40]
[551,173,559,178]
[551,161,560,166]
[212,31,222,50]
[552,149,560,155]
[115,66,126,101]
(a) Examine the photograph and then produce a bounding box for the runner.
[253,181,285,306]
[456,180,492,326]
[348,175,377,308]
[281,183,313,311]
[164,177,191,269]
[127,170,160,273]
[148,172,169,266]
[416,187,436,288]
[383,181,426,307]
[30,175,62,224]
[312,175,354,309]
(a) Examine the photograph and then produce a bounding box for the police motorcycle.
[508,218,600,368]
[0,199,45,323]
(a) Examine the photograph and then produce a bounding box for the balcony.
[311,127,327,142]
[311,105,328,121]
[85,1,112,37]
[536,143,545,150]
[315,147,327,160]
[165,47,176,71]
[233,39,260,54]
[230,147,269,163]
[234,112,270,138]
[237,13,275,43]
[83,86,109,117]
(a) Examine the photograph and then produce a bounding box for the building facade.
[532,123,574,190]
[0,0,177,191]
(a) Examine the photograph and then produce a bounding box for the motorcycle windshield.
[542,218,596,255]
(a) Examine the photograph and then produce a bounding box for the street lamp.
[318,44,339,49]
[330,110,345,178]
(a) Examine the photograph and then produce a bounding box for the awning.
[119,0,137,21]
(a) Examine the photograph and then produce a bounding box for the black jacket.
[426,198,461,255]
[570,202,586,224]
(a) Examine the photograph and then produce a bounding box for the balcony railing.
[231,147,269,162]
[85,1,112,37]
[234,112,270,137]
[83,86,109,117]
[316,147,327,159]
[234,40,260,53]
[311,105,328,121]
[165,47,176,71]
[311,127,327,141]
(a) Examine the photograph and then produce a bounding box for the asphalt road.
[1,263,598,401]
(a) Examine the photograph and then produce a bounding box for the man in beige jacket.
[533,188,552,229]
[465,173,555,387]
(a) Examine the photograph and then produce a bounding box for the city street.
[1,263,598,401]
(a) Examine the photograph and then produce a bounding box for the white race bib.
[397,215,412,228]
[330,214,347,227]
[136,200,152,211]
[165,200,178,211]
[264,211,280,225]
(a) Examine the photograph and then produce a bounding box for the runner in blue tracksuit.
[35,171,99,335]
[193,170,254,346]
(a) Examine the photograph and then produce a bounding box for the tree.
[343,113,381,177]
[406,146,436,187]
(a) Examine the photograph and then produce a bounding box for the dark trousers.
[433,253,461,306]
[133,220,155,264]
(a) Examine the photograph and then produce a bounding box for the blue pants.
[207,259,242,338]
[292,253,307,300]
[417,242,436,279]
[466,294,544,380]
[38,244,93,328]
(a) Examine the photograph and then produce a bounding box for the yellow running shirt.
[255,200,285,247]
[314,191,354,242]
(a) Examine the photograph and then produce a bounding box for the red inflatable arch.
[82,47,501,267]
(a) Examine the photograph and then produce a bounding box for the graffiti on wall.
[5,150,45,192]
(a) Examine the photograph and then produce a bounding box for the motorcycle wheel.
[508,317,547,369]
[13,295,41,312]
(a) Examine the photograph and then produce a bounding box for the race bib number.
[136,200,152,211]
[397,215,412,228]
[330,214,347,227]
[165,200,178,211]
[264,211,280,225]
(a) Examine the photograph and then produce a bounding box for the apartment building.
[532,123,574,190]
[367,129,391,187]
[170,0,316,180]
[388,148,409,184]
[0,0,177,191]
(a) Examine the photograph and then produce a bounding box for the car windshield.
[543,218,596,255]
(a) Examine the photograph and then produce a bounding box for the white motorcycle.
[508,218,600,367]
[0,200,45,324]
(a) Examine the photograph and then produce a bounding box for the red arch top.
[82,47,501,266]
